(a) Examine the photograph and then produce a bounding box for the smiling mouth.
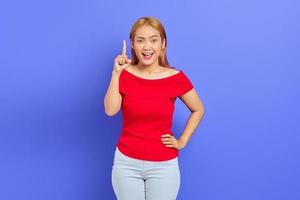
[142,52,154,60]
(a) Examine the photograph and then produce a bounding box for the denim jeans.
[111,147,181,200]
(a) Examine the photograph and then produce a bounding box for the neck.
[136,62,164,74]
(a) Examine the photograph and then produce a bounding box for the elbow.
[201,106,205,115]
[192,110,205,116]
[104,104,121,117]
[200,107,205,117]
[192,106,205,117]
[104,108,119,117]
[105,112,116,117]
[201,107,205,119]
[105,110,114,116]
[199,102,205,116]
[104,98,121,117]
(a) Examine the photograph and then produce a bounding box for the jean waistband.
[114,147,178,165]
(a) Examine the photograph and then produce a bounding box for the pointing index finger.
[122,40,126,56]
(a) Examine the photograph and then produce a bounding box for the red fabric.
[116,68,194,161]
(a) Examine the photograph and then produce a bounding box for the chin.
[140,58,158,66]
[138,59,153,66]
[143,61,155,66]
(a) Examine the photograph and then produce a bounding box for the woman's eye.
[137,40,143,43]
[152,39,157,43]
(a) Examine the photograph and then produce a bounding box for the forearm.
[178,110,205,148]
[104,70,122,116]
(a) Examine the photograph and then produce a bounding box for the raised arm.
[104,40,131,116]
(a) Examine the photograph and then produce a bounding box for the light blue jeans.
[111,147,181,200]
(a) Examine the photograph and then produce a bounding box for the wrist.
[178,139,187,150]
[112,68,121,76]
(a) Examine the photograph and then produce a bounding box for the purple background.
[0,0,299,199]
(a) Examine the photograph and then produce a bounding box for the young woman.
[104,16,205,200]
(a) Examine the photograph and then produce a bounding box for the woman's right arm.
[104,70,122,116]
[104,40,131,116]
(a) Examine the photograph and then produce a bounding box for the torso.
[125,65,180,80]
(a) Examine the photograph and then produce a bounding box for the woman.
[104,16,204,200]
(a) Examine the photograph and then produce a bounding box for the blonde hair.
[129,17,174,69]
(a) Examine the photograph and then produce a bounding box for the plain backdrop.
[0,0,299,200]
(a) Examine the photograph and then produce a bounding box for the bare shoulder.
[165,68,180,76]
[125,65,180,79]
[125,64,135,72]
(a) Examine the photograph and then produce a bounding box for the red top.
[116,68,194,161]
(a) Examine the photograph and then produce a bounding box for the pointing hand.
[113,40,132,73]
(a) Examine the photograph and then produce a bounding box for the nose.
[142,41,151,50]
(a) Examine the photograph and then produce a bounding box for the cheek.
[134,45,143,52]
[155,43,163,51]
[154,46,162,55]
[134,47,142,55]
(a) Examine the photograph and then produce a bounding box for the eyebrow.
[136,35,159,39]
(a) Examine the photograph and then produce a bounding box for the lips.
[142,52,154,60]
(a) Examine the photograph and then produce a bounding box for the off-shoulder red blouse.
[116,68,194,161]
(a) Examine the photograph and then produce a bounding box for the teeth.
[143,52,153,56]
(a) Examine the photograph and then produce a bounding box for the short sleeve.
[176,71,194,96]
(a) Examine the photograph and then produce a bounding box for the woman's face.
[131,25,165,67]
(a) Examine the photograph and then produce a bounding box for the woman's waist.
[120,127,173,140]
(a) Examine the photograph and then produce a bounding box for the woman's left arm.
[178,88,205,149]
[161,88,205,149]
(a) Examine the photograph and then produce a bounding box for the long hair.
[129,17,174,69]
